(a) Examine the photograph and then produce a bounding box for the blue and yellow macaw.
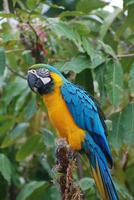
[27,64,119,200]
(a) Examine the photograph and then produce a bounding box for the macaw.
[27,64,119,200]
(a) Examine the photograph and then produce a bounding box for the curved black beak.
[27,72,38,93]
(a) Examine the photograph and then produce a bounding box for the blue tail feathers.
[83,134,119,200]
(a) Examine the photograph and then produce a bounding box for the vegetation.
[0,0,134,199]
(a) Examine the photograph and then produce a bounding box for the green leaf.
[0,174,8,200]
[129,63,134,96]
[98,40,116,58]
[16,181,47,200]
[15,89,30,112]
[16,134,42,161]
[125,160,134,197]
[100,7,121,39]
[109,103,134,147]
[10,123,29,139]
[22,50,35,65]
[124,0,134,7]
[79,177,94,191]
[0,13,15,18]
[59,11,84,19]
[115,182,133,200]
[36,185,60,200]
[47,186,61,200]
[0,120,14,137]
[0,154,12,183]
[104,60,123,106]
[26,0,39,9]
[82,37,105,68]
[94,63,107,105]
[0,76,5,88]
[24,95,37,120]
[39,155,52,176]
[49,19,76,40]
[117,4,134,38]
[48,19,83,52]
[4,77,28,105]
[71,21,90,36]
[1,122,29,148]
[76,0,106,13]
[42,129,55,148]
[0,48,6,75]
[13,0,27,10]
[76,69,94,94]
[82,37,96,58]
[6,51,18,69]
[61,55,91,74]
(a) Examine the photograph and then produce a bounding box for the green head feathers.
[29,63,66,80]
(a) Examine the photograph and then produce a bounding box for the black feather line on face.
[36,68,49,78]
[37,78,54,95]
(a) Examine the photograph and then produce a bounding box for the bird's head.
[27,64,66,95]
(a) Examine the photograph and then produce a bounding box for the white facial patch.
[40,77,51,85]
[28,69,51,85]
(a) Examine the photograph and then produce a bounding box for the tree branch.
[55,138,83,200]
[6,64,27,80]
[117,53,134,58]
[27,21,39,43]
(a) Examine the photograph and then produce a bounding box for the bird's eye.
[31,69,36,74]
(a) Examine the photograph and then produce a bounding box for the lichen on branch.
[55,138,83,200]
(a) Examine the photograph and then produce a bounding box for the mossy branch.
[55,138,83,200]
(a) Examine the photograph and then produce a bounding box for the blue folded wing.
[61,81,113,167]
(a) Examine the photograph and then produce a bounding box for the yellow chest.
[42,87,85,150]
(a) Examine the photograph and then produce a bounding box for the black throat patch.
[37,78,54,95]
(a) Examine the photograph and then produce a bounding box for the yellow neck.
[43,88,62,110]
[42,72,63,109]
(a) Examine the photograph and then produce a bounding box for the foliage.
[0,0,134,199]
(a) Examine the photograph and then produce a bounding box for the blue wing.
[61,81,113,167]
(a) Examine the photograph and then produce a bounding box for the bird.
[27,63,119,200]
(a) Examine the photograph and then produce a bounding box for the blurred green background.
[0,0,134,199]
